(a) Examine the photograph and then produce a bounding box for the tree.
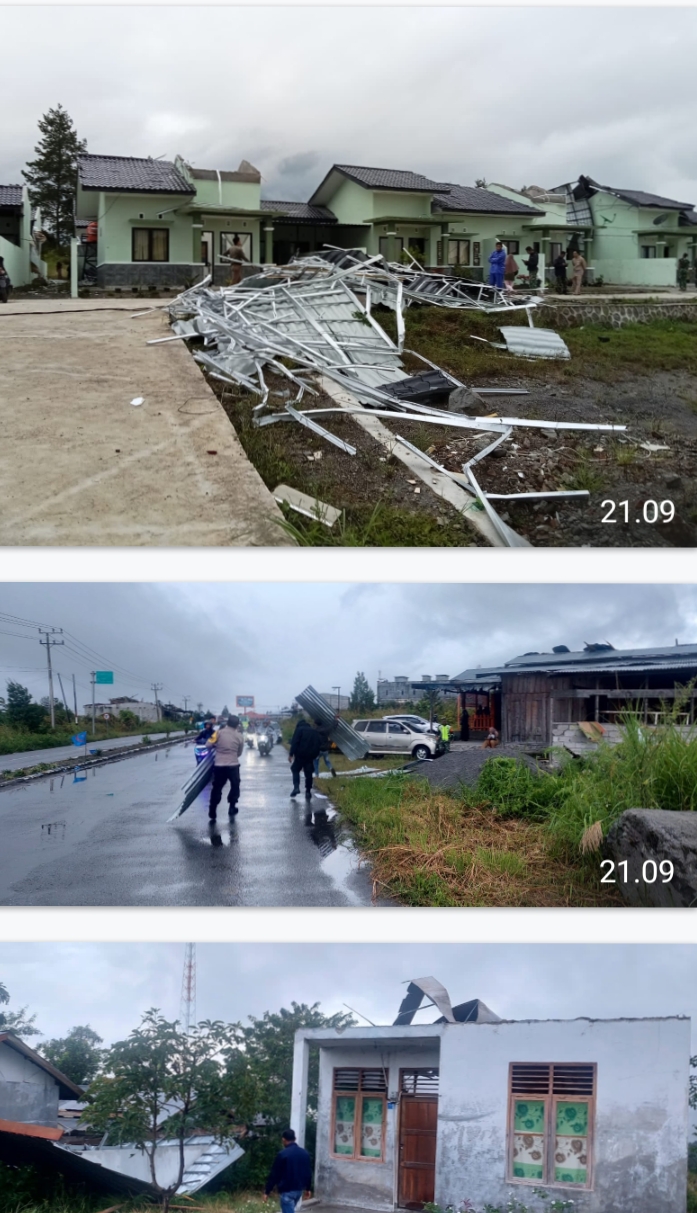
[223,1002,355,1188]
[22,105,86,248]
[416,687,441,725]
[4,681,49,732]
[349,672,375,713]
[475,177,488,189]
[41,1025,104,1087]
[0,980,40,1038]
[86,1010,238,1212]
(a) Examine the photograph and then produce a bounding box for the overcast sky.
[3,8,697,205]
[1,583,696,713]
[1,943,695,1048]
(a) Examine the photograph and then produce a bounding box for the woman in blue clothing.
[488,241,506,289]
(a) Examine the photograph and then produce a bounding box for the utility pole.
[152,683,163,722]
[72,674,78,721]
[56,671,73,722]
[39,629,64,728]
[90,672,96,736]
[183,696,190,713]
[180,943,196,1034]
[333,685,341,714]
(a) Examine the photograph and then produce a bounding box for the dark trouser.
[291,757,314,794]
[555,273,568,294]
[209,765,240,817]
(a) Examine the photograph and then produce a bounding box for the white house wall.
[316,1044,440,1212]
[0,1043,60,1126]
[435,1018,689,1213]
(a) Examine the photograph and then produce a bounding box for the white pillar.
[291,1034,311,1146]
[70,238,78,298]
[264,225,274,265]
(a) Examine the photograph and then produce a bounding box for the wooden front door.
[398,1096,438,1209]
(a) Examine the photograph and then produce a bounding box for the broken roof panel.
[77,154,194,194]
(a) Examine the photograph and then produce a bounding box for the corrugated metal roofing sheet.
[498,327,571,360]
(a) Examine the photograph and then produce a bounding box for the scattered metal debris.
[164,256,626,546]
[470,327,571,359]
[273,484,341,528]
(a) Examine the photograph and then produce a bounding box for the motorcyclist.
[196,719,216,745]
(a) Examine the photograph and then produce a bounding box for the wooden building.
[448,642,697,746]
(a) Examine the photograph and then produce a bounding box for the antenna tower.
[180,942,196,1033]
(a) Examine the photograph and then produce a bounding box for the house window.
[472,242,481,267]
[502,240,520,254]
[640,245,656,259]
[448,239,471,266]
[221,232,253,262]
[401,1068,439,1095]
[132,228,169,262]
[507,1063,595,1190]
[332,1068,387,1161]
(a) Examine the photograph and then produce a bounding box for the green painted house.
[0,184,34,286]
[552,175,697,286]
[72,154,697,289]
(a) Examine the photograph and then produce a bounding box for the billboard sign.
[95,671,114,684]
[236,695,255,708]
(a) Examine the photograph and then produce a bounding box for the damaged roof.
[556,176,694,211]
[0,184,23,210]
[189,164,261,184]
[77,154,194,194]
[453,643,697,682]
[433,184,544,216]
[0,1033,84,1100]
[260,199,338,223]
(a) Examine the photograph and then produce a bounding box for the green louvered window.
[508,1063,595,1190]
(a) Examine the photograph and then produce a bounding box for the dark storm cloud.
[0,943,695,1048]
[2,8,697,205]
[0,584,695,715]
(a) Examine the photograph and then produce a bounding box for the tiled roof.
[453,643,697,681]
[433,184,543,216]
[334,165,449,192]
[261,199,337,223]
[0,184,22,208]
[77,155,194,194]
[558,177,693,212]
[679,211,697,226]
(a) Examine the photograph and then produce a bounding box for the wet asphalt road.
[0,740,379,907]
[0,732,187,772]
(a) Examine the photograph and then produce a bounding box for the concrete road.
[0,739,381,906]
[0,299,290,546]
[0,732,186,772]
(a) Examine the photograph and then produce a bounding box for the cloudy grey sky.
[1,583,696,712]
[1,943,695,1047]
[3,8,697,205]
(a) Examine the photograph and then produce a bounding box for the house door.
[201,231,214,271]
[398,1069,439,1210]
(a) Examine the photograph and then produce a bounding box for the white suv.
[352,718,444,760]
[383,713,439,734]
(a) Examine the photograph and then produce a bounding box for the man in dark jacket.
[289,718,322,800]
[523,246,539,287]
[553,251,568,294]
[263,1129,312,1213]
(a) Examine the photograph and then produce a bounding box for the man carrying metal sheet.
[288,718,323,800]
[207,714,245,820]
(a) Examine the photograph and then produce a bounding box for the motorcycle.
[194,742,211,765]
[245,734,255,749]
[257,733,273,757]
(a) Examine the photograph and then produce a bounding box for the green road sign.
[95,671,114,684]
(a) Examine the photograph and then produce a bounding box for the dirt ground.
[0,299,289,546]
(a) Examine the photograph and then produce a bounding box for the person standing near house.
[226,235,249,286]
[523,246,539,287]
[263,1129,312,1213]
[677,253,690,291]
[206,714,245,820]
[288,718,323,800]
[488,242,506,289]
[439,722,451,751]
[503,249,519,292]
[571,250,587,295]
[0,257,11,303]
[482,726,500,749]
[553,251,568,294]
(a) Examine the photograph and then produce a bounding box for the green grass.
[274,500,476,546]
[0,719,186,757]
[377,304,697,384]
[0,1186,270,1213]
